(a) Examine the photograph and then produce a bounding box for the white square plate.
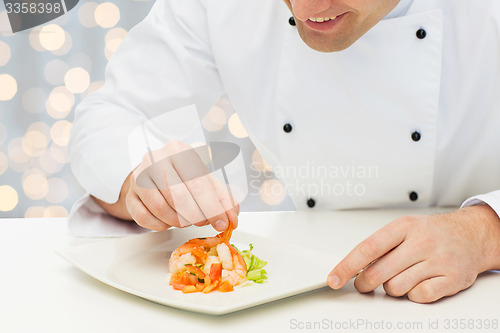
[57,227,339,315]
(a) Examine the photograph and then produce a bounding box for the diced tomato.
[185,265,205,279]
[217,280,234,292]
[169,271,198,290]
[182,285,198,293]
[203,281,219,294]
[209,263,222,282]
[171,282,186,291]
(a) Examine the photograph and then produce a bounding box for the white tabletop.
[2,208,500,333]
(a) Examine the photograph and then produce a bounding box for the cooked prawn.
[168,221,247,293]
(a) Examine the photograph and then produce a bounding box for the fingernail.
[328,274,340,289]
[214,220,227,231]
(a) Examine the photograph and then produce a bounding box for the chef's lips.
[2,0,79,33]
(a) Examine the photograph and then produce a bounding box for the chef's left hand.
[327,205,500,303]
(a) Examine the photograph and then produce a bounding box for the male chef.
[69,0,500,303]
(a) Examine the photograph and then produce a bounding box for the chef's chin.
[295,25,359,53]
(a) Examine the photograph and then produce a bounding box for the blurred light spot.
[27,122,51,138]
[64,67,90,93]
[28,26,45,51]
[8,138,30,167]
[105,38,124,60]
[0,74,17,101]
[46,86,75,119]
[67,53,93,72]
[7,150,30,172]
[0,152,7,175]
[0,41,10,66]
[0,123,7,146]
[64,67,90,94]
[81,80,104,98]
[25,206,46,218]
[228,113,249,138]
[46,178,68,204]
[22,88,47,113]
[0,185,18,212]
[50,120,72,147]
[44,59,69,85]
[78,2,98,28]
[38,151,64,174]
[251,149,273,173]
[51,31,72,56]
[50,144,69,163]
[260,179,286,206]
[22,169,49,200]
[39,24,66,51]
[43,206,68,217]
[105,27,127,42]
[22,130,48,157]
[95,3,120,28]
[202,105,227,132]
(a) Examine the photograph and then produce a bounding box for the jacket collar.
[384,0,414,19]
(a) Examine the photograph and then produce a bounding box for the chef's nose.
[289,0,333,21]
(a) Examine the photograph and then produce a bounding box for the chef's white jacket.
[69,0,500,233]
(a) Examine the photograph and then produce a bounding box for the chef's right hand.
[95,140,239,232]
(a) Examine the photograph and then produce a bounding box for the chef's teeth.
[309,16,337,22]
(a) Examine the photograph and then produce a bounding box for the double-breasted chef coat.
[69,0,500,233]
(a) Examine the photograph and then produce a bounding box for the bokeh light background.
[0,0,293,218]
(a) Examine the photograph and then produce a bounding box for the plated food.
[168,222,267,293]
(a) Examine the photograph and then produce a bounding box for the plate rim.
[56,229,337,315]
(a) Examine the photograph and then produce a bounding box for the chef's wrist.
[91,172,133,221]
[458,204,500,272]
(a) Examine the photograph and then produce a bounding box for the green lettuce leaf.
[233,243,268,283]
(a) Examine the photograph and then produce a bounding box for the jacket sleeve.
[461,190,500,218]
[69,0,224,203]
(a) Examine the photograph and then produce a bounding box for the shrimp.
[168,221,247,293]
[217,242,247,286]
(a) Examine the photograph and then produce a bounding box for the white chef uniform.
[69,0,500,236]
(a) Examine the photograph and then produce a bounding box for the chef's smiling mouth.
[301,12,348,32]
[308,16,338,23]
